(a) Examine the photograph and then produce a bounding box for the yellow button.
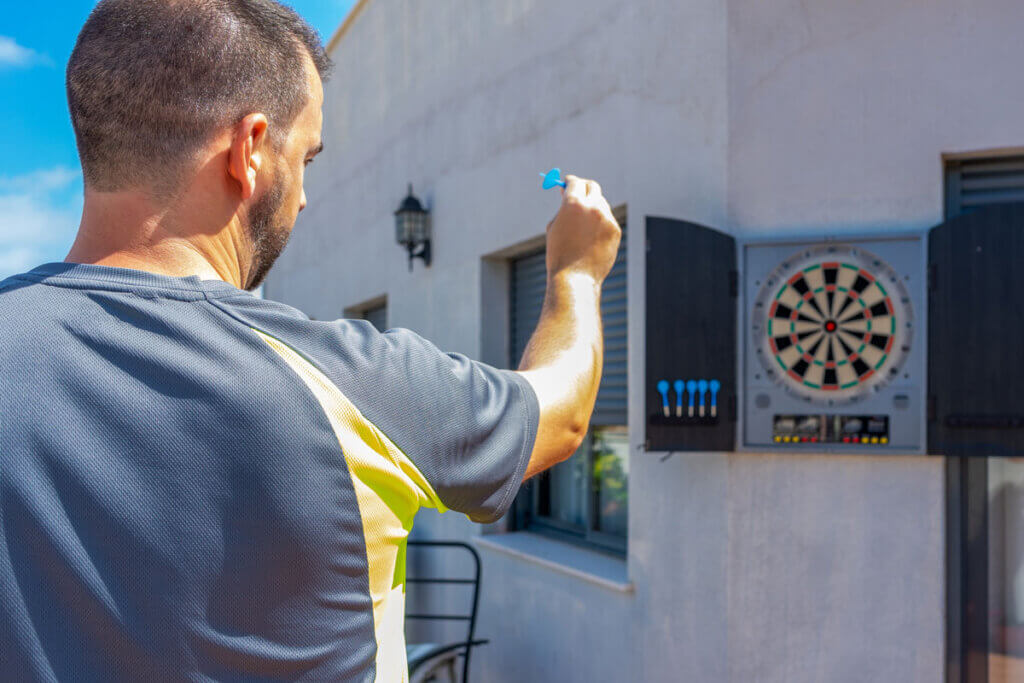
[881,437,888,444]
[774,436,782,443]
[870,437,879,444]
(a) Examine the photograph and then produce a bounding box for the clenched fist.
[545,174,622,284]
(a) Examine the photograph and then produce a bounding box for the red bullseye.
[824,320,837,333]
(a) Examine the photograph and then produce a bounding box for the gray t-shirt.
[0,262,539,682]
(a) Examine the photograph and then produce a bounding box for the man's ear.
[228,113,270,200]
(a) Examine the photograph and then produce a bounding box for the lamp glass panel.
[396,213,413,246]
[410,214,429,242]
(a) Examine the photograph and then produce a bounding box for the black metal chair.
[405,541,488,683]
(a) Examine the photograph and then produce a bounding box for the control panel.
[772,415,890,445]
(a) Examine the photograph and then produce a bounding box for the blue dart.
[686,380,698,418]
[698,379,709,417]
[709,379,721,418]
[673,380,685,418]
[539,167,567,190]
[657,380,671,417]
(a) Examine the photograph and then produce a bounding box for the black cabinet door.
[929,203,1024,456]
[645,216,737,452]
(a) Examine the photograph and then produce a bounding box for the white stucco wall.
[266,0,1024,680]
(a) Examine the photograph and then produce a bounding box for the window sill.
[474,532,633,594]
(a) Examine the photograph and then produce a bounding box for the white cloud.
[0,167,79,194]
[0,166,82,280]
[0,36,48,69]
[0,246,43,277]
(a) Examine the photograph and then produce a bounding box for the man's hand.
[545,175,622,285]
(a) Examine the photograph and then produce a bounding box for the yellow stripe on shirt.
[252,327,446,683]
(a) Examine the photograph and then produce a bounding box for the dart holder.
[650,378,724,426]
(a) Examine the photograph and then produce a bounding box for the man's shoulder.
[208,293,385,369]
[210,293,377,339]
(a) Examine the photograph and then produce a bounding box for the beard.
[243,181,293,292]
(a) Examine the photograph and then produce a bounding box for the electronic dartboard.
[742,238,926,452]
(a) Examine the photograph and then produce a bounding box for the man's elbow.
[560,419,588,463]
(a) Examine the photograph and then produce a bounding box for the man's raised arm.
[516,175,623,481]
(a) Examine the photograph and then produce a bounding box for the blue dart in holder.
[673,380,685,418]
[709,379,721,418]
[686,380,698,418]
[539,167,568,190]
[698,379,709,417]
[657,380,671,417]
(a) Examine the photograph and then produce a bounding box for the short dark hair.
[67,0,332,195]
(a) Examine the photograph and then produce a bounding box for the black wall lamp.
[394,184,431,271]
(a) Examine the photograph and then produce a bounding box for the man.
[0,1,621,681]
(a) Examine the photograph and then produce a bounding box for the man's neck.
[65,187,249,288]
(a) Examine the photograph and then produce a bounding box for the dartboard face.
[751,245,913,404]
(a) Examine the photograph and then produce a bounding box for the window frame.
[345,295,388,332]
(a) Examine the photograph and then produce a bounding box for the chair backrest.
[405,540,487,683]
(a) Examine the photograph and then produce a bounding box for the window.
[346,298,388,332]
[944,154,1024,218]
[943,153,1024,683]
[362,302,388,332]
[509,208,628,555]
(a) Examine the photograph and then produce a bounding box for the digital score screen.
[772,414,890,445]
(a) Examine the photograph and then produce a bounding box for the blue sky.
[0,1,357,279]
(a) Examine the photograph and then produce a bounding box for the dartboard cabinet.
[644,210,1024,455]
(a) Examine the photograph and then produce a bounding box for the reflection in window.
[593,426,629,538]
[989,458,1024,682]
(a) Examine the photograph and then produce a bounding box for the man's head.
[66,0,331,290]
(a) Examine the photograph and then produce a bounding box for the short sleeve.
[362,325,540,522]
[210,296,540,523]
